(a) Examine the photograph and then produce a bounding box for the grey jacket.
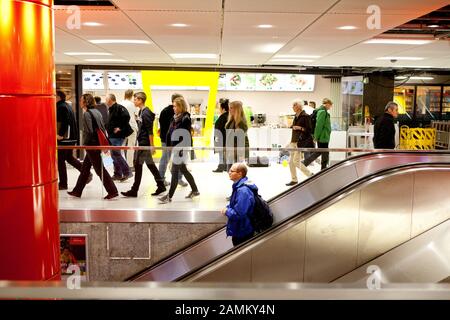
[82,108,107,146]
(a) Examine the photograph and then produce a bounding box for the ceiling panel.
[225,0,337,13]
[112,0,222,11]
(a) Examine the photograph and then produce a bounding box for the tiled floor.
[59,158,320,211]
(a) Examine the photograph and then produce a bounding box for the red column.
[0,0,60,280]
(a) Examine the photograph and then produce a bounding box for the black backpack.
[310,108,318,133]
[244,184,273,233]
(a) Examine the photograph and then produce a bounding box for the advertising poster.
[82,71,104,90]
[255,73,281,91]
[60,234,88,281]
[285,74,315,92]
[225,73,256,91]
[107,71,142,89]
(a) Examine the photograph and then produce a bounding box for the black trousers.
[168,162,198,198]
[303,142,329,170]
[57,149,83,188]
[232,232,254,246]
[131,150,164,192]
[72,150,118,196]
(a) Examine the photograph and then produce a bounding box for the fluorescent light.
[337,26,357,30]
[376,57,425,61]
[170,23,188,27]
[365,39,432,45]
[396,76,434,80]
[270,59,314,63]
[83,22,103,27]
[275,54,321,59]
[64,52,112,56]
[258,43,284,53]
[170,53,217,59]
[89,39,151,44]
[427,24,439,28]
[84,59,127,62]
[257,24,273,28]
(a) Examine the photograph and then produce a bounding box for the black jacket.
[56,101,79,144]
[373,113,396,149]
[136,107,155,146]
[95,103,109,126]
[106,103,131,139]
[159,105,175,144]
[214,111,229,148]
[291,110,312,143]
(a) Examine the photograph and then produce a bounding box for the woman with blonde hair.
[225,101,250,171]
[158,97,199,203]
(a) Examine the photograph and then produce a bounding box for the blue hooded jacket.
[225,177,256,238]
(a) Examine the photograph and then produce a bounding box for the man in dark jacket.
[105,93,133,181]
[213,98,229,172]
[158,93,187,186]
[373,101,399,149]
[56,91,91,190]
[94,96,109,125]
[221,162,255,246]
[121,92,166,197]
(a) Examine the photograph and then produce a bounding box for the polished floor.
[59,156,321,211]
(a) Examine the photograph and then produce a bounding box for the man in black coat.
[373,101,399,149]
[56,91,91,190]
[105,93,133,181]
[213,98,229,172]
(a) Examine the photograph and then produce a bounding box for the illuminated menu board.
[219,73,315,92]
[107,72,142,89]
[82,71,104,90]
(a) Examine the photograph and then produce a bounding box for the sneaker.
[104,193,118,200]
[300,162,313,177]
[120,172,133,182]
[185,191,200,199]
[164,180,170,187]
[178,180,188,187]
[285,181,298,186]
[112,175,122,181]
[158,194,171,203]
[86,173,93,184]
[151,186,166,196]
[121,190,137,197]
[67,190,81,198]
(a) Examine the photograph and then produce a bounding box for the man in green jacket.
[301,98,333,176]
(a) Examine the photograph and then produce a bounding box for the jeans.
[109,137,131,177]
[131,150,164,192]
[158,142,182,182]
[168,162,198,198]
[303,142,329,170]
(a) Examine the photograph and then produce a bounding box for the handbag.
[88,110,110,153]
[297,133,314,148]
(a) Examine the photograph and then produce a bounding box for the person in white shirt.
[120,89,139,169]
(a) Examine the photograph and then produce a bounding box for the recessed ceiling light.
[257,24,273,28]
[170,23,189,27]
[258,43,284,53]
[427,24,439,28]
[365,39,432,45]
[271,59,314,63]
[64,52,112,56]
[376,57,425,61]
[337,26,357,30]
[89,40,151,44]
[396,76,434,80]
[275,54,321,59]
[83,22,103,27]
[170,53,217,59]
[85,59,127,62]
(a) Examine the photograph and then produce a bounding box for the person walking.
[120,89,138,169]
[212,98,229,172]
[286,100,313,186]
[225,100,249,172]
[158,93,188,187]
[105,93,133,182]
[56,91,92,190]
[121,92,166,198]
[373,101,399,149]
[68,94,118,200]
[158,97,199,203]
[301,98,333,175]
[221,162,255,246]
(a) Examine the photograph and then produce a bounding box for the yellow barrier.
[399,126,436,150]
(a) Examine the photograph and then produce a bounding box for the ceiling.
[54,0,450,70]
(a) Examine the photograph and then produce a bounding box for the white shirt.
[120,99,138,131]
[303,105,315,115]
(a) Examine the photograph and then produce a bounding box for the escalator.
[129,152,450,282]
